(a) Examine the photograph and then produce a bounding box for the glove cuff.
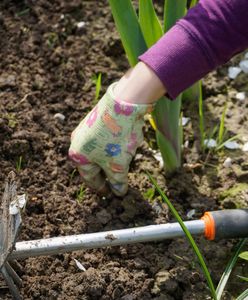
[106,82,154,118]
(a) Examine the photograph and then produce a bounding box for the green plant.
[47,32,58,49]
[92,73,102,104]
[76,185,86,203]
[143,187,156,201]
[16,156,23,172]
[199,98,239,152]
[148,172,217,299]
[148,173,248,299]
[108,0,201,173]
[4,113,18,128]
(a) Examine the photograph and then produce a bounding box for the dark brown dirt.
[0,1,247,299]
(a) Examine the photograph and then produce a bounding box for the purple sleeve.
[139,0,248,99]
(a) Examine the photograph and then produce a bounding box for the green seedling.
[142,187,156,201]
[15,8,30,17]
[69,168,78,182]
[16,156,23,172]
[216,238,247,299]
[76,185,86,203]
[3,113,18,128]
[47,32,58,49]
[92,73,102,104]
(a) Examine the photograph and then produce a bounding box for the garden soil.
[0,1,247,299]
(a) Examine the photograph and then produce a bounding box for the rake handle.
[201,209,248,240]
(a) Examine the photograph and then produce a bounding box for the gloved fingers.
[69,149,107,194]
[103,162,129,197]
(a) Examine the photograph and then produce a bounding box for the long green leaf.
[164,0,187,32]
[108,0,147,66]
[216,238,247,299]
[156,130,180,172]
[237,275,248,282]
[236,289,248,300]
[139,0,163,47]
[148,173,217,300]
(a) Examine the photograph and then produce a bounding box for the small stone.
[77,21,85,28]
[181,117,190,126]
[153,152,164,168]
[186,209,196,219]
[0,74,16,88]
[228,66,241,79]
[242,142,248,152]
[236,92,246,101]
[204,138,217,148]
[239,60,248,73]
[223,157,232,168]
[54,113,65,121]
[224,140,240,150]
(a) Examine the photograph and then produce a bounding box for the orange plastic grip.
[201,212,215,240]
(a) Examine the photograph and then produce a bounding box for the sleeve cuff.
[139,23,212,99]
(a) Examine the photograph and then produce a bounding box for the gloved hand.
[69,82,153,196]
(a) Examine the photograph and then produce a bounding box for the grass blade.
[218,102,227,145]
[236,289,248,300]
[139,0,163,47]
[237,275,248,282]
[164,0,186,32]
[108,0,147,66]
[216,238,247,299]
[148,173,217,300]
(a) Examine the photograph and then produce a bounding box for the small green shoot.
[15,8,30,17]
[47,32,58,49]
[237,275,248,282]
[69,168,78,182]
[239,251,248,261]
[148,172,217,300]
[217,102,228,146]
[216,238,247,299]
[236,289,248,300]
[16,156,23,172]
[92,73,102,104]
[143,187,156,201]
[76,185,86,203]
[4,113,18,128]
[198,81,205,149]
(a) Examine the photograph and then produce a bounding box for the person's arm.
[70,0,248,196]
[115,0,248,103]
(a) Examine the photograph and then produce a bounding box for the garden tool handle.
[201,209,248,240]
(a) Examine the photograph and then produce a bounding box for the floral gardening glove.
[69,82,153,196]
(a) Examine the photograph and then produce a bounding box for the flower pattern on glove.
[86,106,98,127]
[114,101,134,116]
[68,149,90,165]
[105,143,121,157]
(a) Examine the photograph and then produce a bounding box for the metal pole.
[10,220,205,260]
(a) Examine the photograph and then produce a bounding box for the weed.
[69,168,78,182]
[92,73,102,104]
[143,187,156,201]
[15,8,30,17]
[16,156,23,172]
[76,185,85,203]
[46,32,58,49]
[4,113,18,128]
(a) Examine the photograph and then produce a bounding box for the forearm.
[114,62,166,104]
[139,0,248,99]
